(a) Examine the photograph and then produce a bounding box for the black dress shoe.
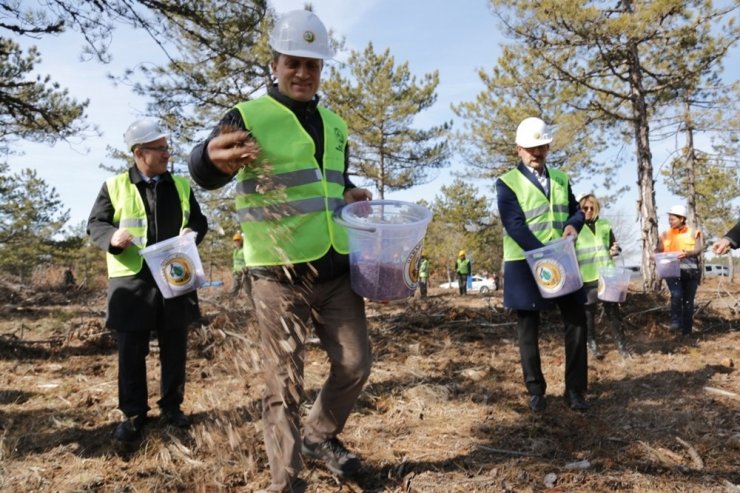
[564,390,590,412]
[528,394,547,412]
[113,415,147,442]
[162,409,191,428]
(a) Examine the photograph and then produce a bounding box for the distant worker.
[496,116,589,413]
[87,118,208,444]
[230,232,251,298]
[656,205,703,337]
[454,250,472,296]
[418,254,429,298]
[575,193,630,359]
[712,219,740,255]
[63,266,76,286]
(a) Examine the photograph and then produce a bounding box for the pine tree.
[468,0,739,290]
[322,42,451,198]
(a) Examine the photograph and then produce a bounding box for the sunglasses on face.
[582,206,595,211]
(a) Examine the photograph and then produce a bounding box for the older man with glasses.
[87,118,208,444]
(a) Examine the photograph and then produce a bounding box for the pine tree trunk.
[627,38,660,291]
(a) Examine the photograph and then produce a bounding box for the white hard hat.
[576,192,593,203]
[124,118,167,151]
[269,10,334,60]
[515,117,553,148]
[668,204,687,217]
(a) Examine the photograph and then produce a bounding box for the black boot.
[616,340,631,359]
[585,304,604,360]
[605,303,630,359]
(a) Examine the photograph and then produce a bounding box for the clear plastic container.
[139,231,206,298]
[655,252,680,279]
[336,200,432,301]
[524,236,583,298]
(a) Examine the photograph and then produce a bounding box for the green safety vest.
[456,258,470,275]
[105,172,191,277]
[575,218,614,282]
[232,247,246,272]
[233,96,349,266]
[500,167,570,261]
[419,258,429,279]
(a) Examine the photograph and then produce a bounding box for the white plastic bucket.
[139,231,206,299]
[524,236,583,299]
[336,200,432,301]
[655,252,680,279]
[598,266,631,302]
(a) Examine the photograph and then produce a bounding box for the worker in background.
[230,232,251,298]
[454,250,471,296]
[418,254,429,298]
[656,205,703,337]
[575,192,630,359]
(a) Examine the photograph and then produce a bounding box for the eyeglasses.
[138,145,171,154]
[582,206,595,211]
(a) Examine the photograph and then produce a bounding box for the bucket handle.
[332,205,377,233]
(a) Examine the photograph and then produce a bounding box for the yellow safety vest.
[233,95,349,266]
[576,218,613,282]
[105,173,190,277]
[500,167,570,261]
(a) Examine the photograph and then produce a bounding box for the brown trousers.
[251,274,372,491]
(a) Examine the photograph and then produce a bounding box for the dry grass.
[0,276,738,492]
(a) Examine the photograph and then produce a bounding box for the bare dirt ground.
[1,274,738,492]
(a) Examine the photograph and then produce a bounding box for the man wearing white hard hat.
[189,9,372,492]
[656,204,703,337]
[496,116,590,414]
[87,118,208,443]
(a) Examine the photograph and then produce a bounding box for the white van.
[704,264,730,277]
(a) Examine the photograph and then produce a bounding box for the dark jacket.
[87,166,208,332]
[188,85,356,284]
[496,163,585,311]
[723,219,740,249]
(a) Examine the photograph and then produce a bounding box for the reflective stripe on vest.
[576,218,613,282]
[233,96,349,266]
[456,259,470,274]
[500,167,570,261]
[661,226,699,270]
[105,173,191,277]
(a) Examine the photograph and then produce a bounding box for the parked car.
[704,264,730,277]
[438,275,497,294]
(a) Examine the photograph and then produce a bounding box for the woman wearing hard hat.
[656,204,704,337]
[189,9,372,492]
[575,193,630,359]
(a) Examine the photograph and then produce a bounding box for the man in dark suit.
[496,117,589,413]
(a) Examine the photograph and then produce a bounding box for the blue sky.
[7,0,738,260]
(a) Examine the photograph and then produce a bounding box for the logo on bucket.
[403,240,424,289]
[161,253,195,288]
[533,259,565,294]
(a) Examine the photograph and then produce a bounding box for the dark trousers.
[516,293,588,396]
[457,274,468,295]
[665,272,699,335]
[585,302,627,345]
[117,327,188,417]
[419,278,428,297]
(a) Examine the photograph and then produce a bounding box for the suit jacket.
[496,163,585,311]
[87,166,208,332]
